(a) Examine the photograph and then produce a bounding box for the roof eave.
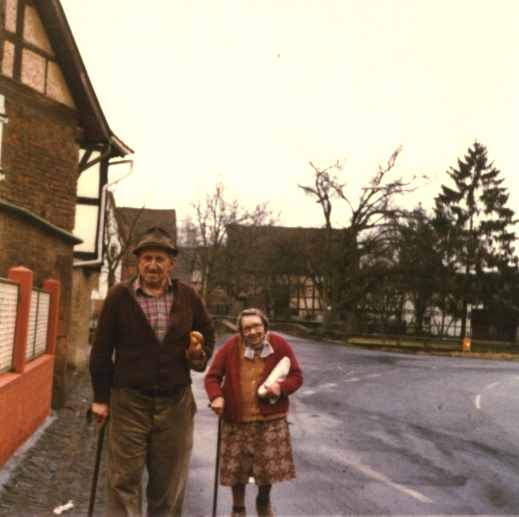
[34,0,132,157]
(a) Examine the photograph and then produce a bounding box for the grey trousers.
[106,387,196,517]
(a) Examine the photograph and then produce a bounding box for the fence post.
[8,266,33,374]
[43,278,60,355]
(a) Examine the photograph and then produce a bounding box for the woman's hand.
[210,396,225,416]
[265,381,282,398]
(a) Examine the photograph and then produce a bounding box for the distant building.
[89,191,124,302]
[223,224,326,319]
[174,245,203,289]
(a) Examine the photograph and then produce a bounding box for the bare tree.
[298,148,425,331]
[177,215,200,247]
[299,160,343,230]
[191,180,276,300]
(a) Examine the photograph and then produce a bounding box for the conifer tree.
[434,141,517,337]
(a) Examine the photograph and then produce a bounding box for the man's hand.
[186,331,206,361]
[210,396,225,416]
[90,402,109,423]
[265,382,282,398]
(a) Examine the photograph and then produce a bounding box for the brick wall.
[0,214,72,340]
[0,84,79,231]
[0,80,79,408]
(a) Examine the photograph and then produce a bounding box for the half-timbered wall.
[1,0,75,107]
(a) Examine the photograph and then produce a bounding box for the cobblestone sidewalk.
[0,371,106,517]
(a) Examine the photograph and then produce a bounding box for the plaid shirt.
[133,277,174,342]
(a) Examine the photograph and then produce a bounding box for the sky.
[61,0,519,229]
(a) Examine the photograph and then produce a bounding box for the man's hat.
[132,226,178,257]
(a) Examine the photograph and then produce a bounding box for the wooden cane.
[87,410,108,517]
[212,417,223,517]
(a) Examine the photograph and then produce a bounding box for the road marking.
[314,444,433,505]
[300,383,337,396]
[343,368,399,384]
[486,382,500,390]
[320,382,338,389]
[475,381,504,410]
[350,461,433,504]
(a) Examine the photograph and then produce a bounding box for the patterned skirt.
[219,417,296,486]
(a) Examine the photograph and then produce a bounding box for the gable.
[116,208,178,245]
[1,0,75,108]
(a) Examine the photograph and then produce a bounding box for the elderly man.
[205,308,303,517]
[90,226,215,517]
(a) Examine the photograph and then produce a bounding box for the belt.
[134,386,185,398]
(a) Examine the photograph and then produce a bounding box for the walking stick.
[211,417,223,517]
[87,410,108,517]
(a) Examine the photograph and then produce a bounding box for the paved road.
[185,334,519,516]
[2,334,519,516]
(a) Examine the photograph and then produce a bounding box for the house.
[0,0,131,467]
[222,224,326,320]
[173,245,203,288]
[89,191,123,301]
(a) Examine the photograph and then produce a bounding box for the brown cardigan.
[90,278,215,403]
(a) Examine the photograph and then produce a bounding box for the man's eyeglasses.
[242,323,264,335]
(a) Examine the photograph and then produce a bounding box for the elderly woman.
[205,308,303,517]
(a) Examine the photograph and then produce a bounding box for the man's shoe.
[255,497,274,517]
[231,505,246,517]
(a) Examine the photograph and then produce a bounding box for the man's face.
[137,248,175,289]
[241,314,266,349]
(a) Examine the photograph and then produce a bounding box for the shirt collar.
[243,334,274,360]
[133,276,173,296]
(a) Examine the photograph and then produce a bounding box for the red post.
[43,278,61,355]
[8,266,33,374]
